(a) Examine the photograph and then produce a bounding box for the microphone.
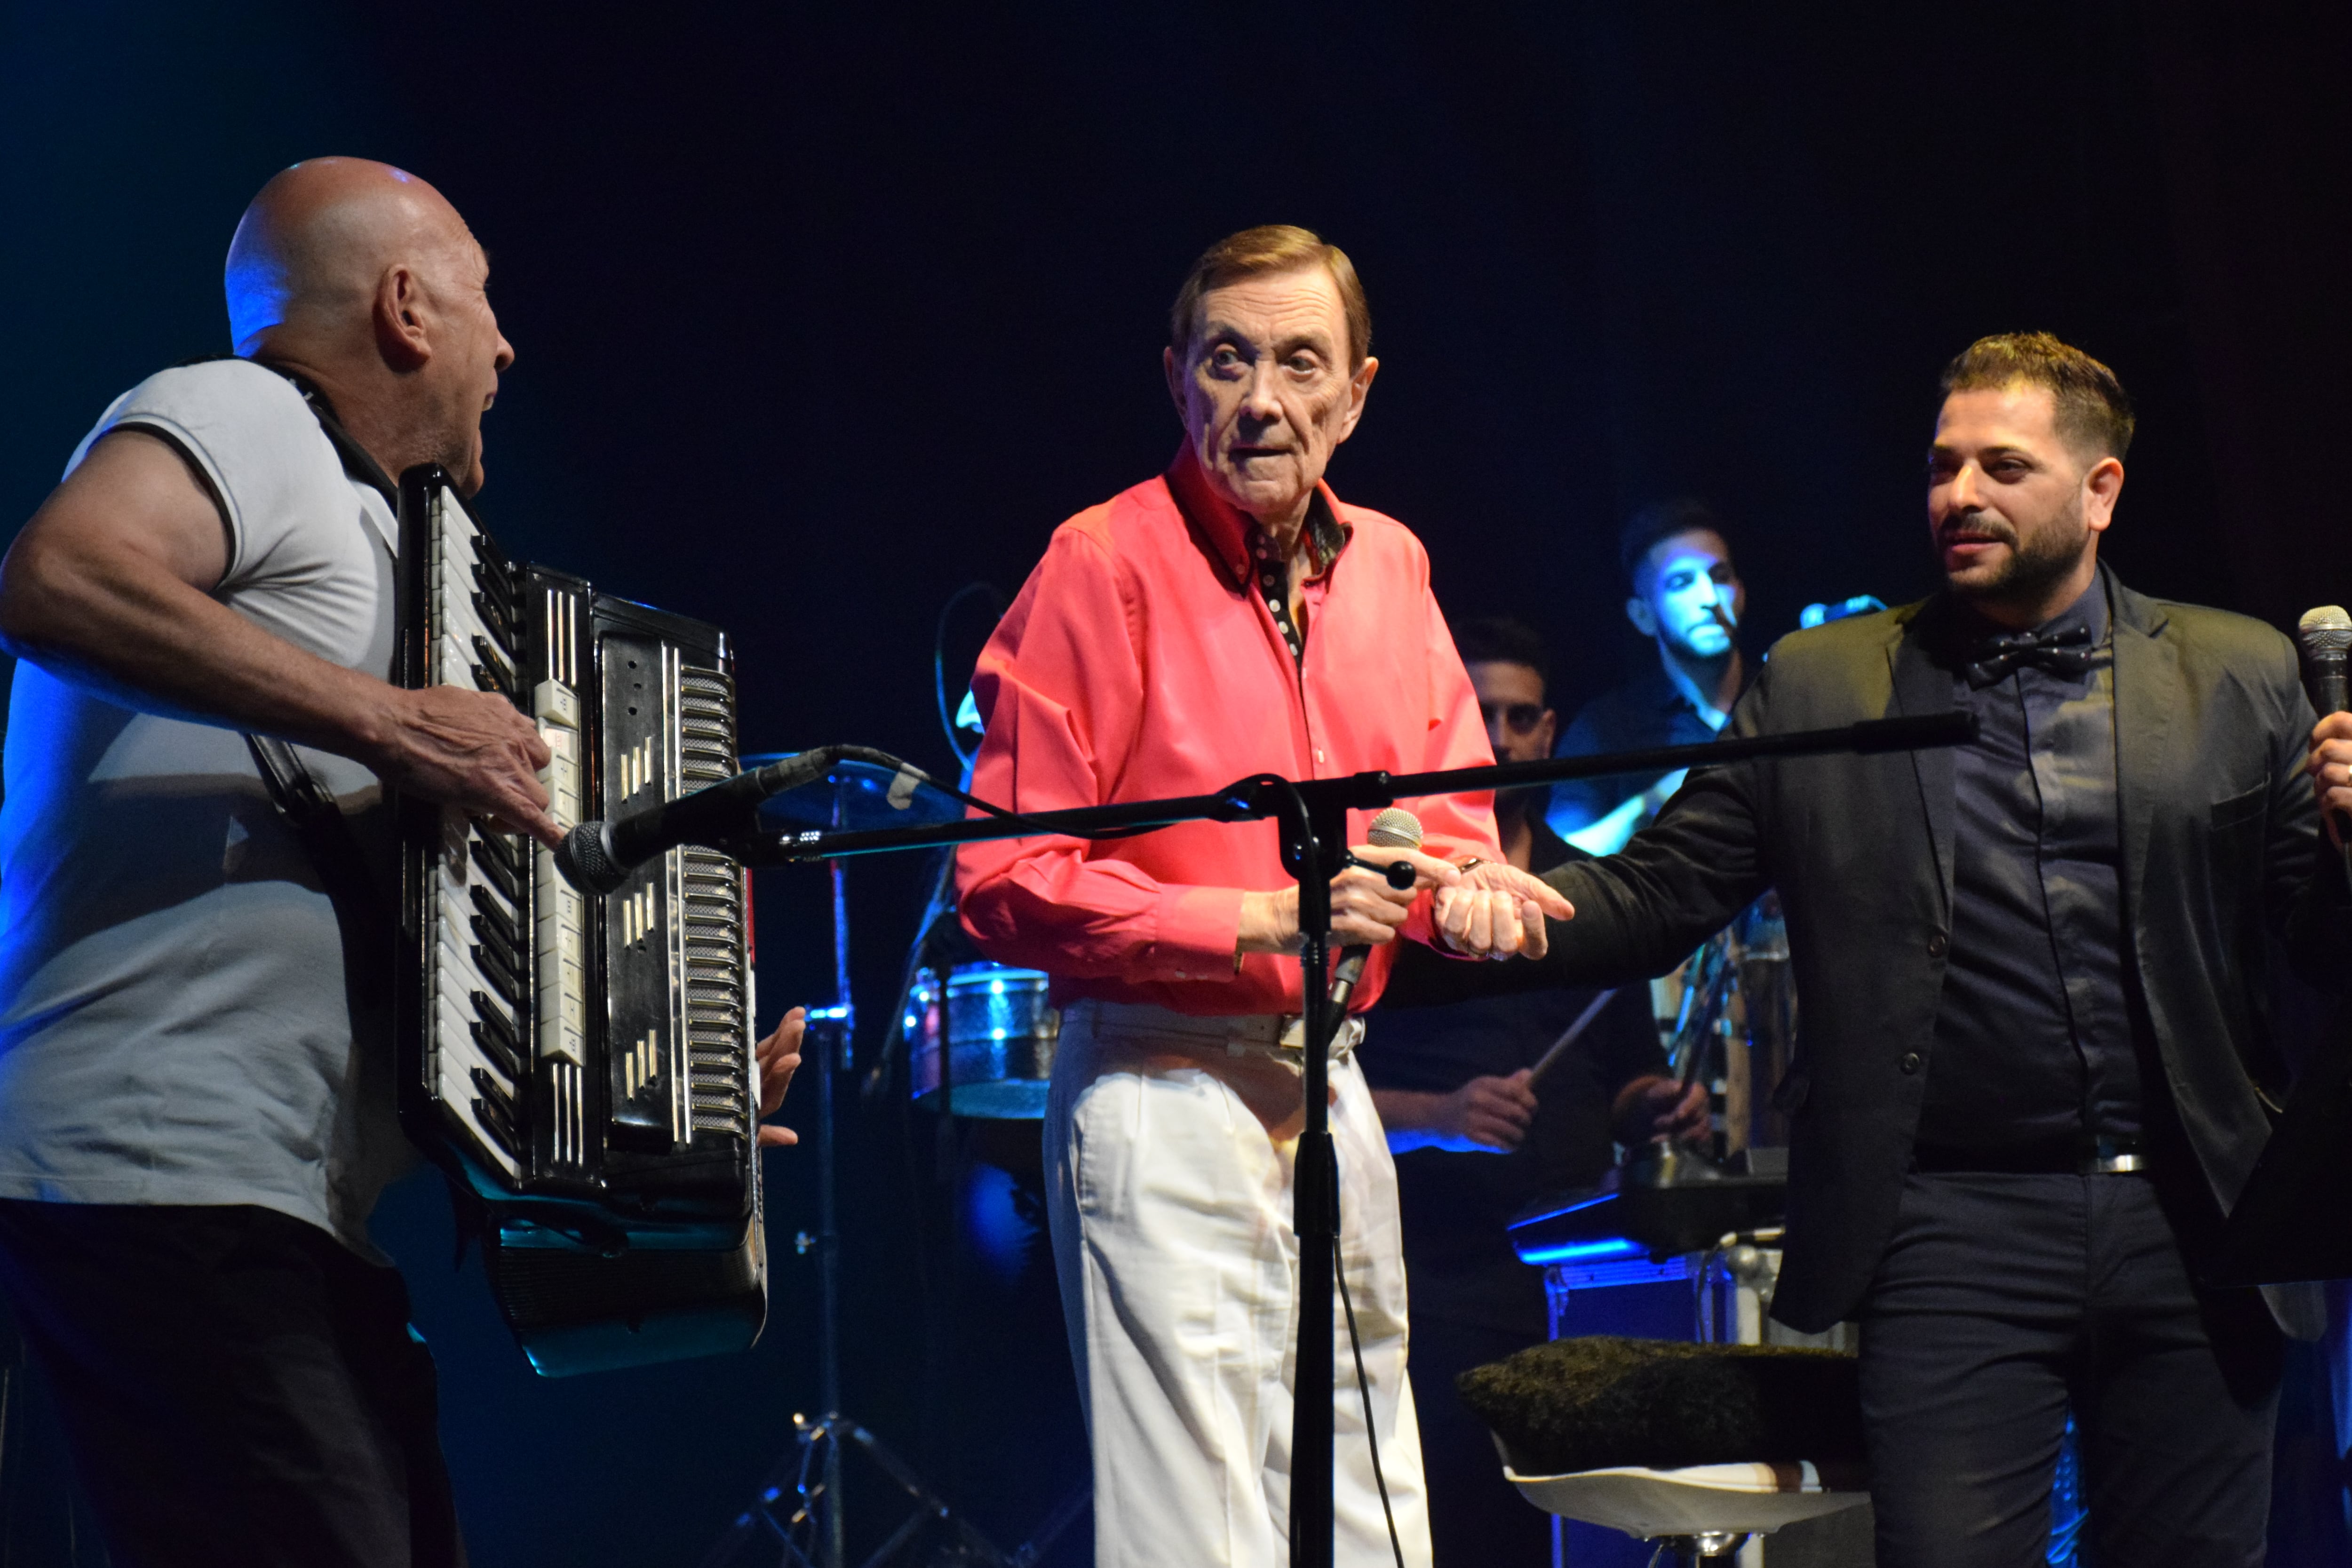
[2300,605,2351,719]
[1327,807,1425,1014]
[556,746,846,894]
[2300,606,2352,873]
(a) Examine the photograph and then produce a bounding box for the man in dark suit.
[1542,332,2352,1566]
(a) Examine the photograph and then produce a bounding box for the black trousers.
[0,1200,465,1568]
[1857,1172,2281,1568]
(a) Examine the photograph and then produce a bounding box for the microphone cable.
[933,582,1002,775]
[1336,1245,1407,1568]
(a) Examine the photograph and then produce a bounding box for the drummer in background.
[1362,615,1708,1568]
[1547,500,1747,854]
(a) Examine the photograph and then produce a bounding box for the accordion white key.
[393,463,765,1376]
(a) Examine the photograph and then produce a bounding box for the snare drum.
[907,962,1059,1119]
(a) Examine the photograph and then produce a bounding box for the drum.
[907,962,1059,1119]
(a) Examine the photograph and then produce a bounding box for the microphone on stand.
[556,746,847,894]
[2299,605,2352,877]
[1327,807,1425,1014]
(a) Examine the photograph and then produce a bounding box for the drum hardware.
[703,780,1087,1568]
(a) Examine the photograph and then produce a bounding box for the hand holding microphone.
[1234,806,1455,956]
[1327,809,1433,1011]
[2301,605,2352,862]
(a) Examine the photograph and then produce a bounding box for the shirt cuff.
[1400,890,1446,952]
[1150,885,1248,983]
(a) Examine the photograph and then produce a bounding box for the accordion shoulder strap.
[242,732,392,1009]
[220,356,404,1003]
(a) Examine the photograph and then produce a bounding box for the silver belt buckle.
[1271,1015,1359,1059]
[2079,1137,2147,1176]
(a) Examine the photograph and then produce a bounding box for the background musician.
[1548,500,1748,854]
[956,224,1569,1568]
[1360,614,1706,1567]
[1540,332,2352,1566]
[0,157,802,1568]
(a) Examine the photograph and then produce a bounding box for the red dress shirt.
[956,446,1502,1016]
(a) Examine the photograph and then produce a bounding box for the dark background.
[3,2,2350,1564]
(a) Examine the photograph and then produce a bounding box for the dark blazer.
[1541,568,2343,1337]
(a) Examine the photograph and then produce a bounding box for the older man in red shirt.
[959,226,1569,1568]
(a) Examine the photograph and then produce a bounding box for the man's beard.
[1951,495,2089,611]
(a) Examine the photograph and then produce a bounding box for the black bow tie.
[1963,623,2104,688]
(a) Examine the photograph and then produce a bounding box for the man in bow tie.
[1540,331,2352,1566]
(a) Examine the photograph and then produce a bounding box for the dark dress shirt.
[1550,666,1724,832]
[1360,822,1664,1335]
[1918,578,2149,1156]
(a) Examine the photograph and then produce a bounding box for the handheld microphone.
[1327,807,1425,1013]
[555,746,846,894]
[2299,605,2352,718]
[2299,606,2352,872]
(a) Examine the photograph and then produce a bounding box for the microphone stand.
[700,712,1972,1568]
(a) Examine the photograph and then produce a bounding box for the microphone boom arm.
[723,710,1978,866]
[554,711,1978,889]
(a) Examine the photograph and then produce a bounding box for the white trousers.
[1044,1002,1434,1568]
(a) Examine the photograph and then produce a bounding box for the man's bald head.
[222,158,514,494]
[224,158,477,357]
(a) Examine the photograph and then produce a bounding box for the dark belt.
[1911,1134,2148,1177]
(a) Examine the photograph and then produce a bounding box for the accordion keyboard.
[419,489,543,1180]
[401,470,755,1197]
[397,465,763,1374]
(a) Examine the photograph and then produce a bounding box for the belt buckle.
[1270,1015,1358,1060]
[2079,1136,2147,1176]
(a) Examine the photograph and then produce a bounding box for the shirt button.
[1899,1051,1923,1075]
[1926,932,1949,959]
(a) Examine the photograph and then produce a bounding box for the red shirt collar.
[1162,442,1351,587]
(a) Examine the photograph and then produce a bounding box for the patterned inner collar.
[1246,489,1351,577]
[1244,491,1351,666]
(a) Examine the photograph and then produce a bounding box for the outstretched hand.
[1434,860,1576,959]
[755,1006,806,1148]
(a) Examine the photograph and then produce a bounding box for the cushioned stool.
[1458,1336,1870,1566]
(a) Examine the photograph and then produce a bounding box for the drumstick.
[1527,988,1620,1084]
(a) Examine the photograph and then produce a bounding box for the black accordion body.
[392,464,765,1376]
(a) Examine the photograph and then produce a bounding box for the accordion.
[392,463,765,1377]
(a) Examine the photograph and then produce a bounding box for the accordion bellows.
[1456,1336,1866,1478]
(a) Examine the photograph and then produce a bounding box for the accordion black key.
[392,463,765,1376]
